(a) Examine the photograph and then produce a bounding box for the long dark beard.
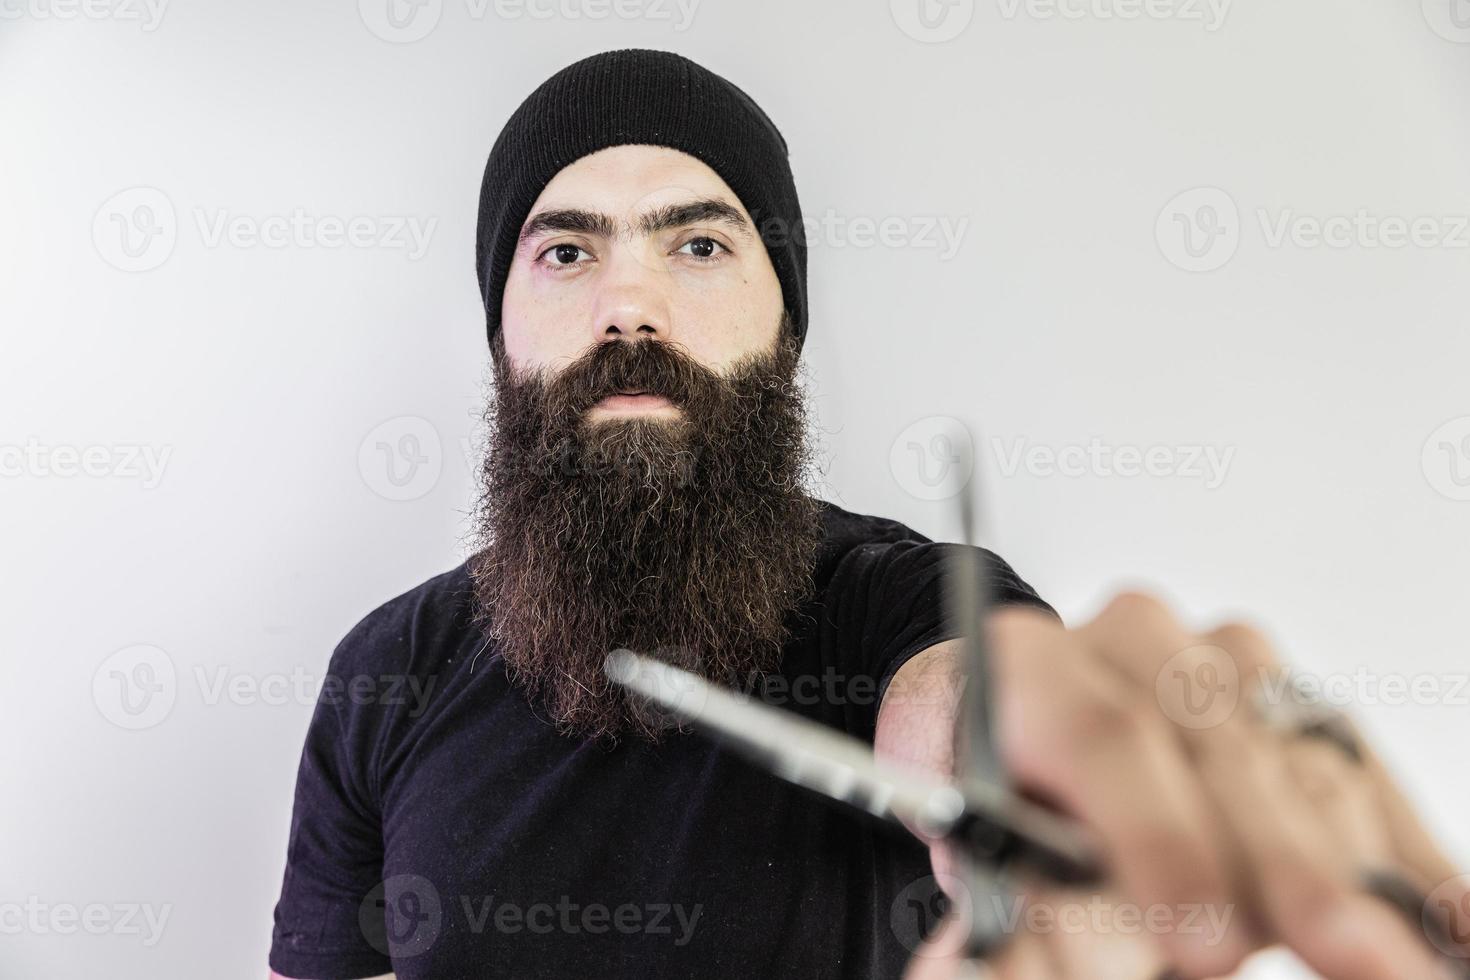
[468,322,823,742]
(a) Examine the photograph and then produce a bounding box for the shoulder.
[328,562,480,681]
[813,498,1057,619]
[812,499,935,581]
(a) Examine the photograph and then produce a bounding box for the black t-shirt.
[268,500,1053,980]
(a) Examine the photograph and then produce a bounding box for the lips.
[590,389,678,413]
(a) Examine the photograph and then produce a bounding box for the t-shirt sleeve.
[830,539,1058,741]
[268,642,394,979]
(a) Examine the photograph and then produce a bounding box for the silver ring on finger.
[1248,668,1364,764]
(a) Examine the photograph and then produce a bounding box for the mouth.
[591,390,679,414]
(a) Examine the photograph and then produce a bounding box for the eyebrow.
[517,197,756,249]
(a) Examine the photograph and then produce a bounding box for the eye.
[676,236,729,262]
[537,242,593,268]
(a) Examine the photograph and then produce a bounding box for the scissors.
[604,447,1470,975]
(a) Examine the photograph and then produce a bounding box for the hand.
[889,592,1468,979]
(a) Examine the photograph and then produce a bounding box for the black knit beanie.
[475,48,808,352]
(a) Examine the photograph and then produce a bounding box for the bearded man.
[268,49,1466,980]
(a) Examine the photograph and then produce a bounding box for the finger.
[1356,745,1470,960]
[1359,743,1464,885]
[987,605,1248,976]
[988,926,1058,980]
[1081,596,1445,977]
[1189,620,1452,979]
[1281,738,1393,867]
[1019,883,1178,980]
[901,913,981,980]
[902,911,1054,980]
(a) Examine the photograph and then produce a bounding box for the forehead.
[531,144,750,219]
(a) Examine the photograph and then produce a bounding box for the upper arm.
[267,649,394,978]
[829,536,1054,742]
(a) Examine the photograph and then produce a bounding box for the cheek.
[501,272,587,369]
[673,282,780,368]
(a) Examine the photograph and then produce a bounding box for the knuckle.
[1097,589,1177,631]
[986,603,1052,643]
[1208,620,1277,658]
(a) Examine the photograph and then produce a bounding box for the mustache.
[513,339,749,422]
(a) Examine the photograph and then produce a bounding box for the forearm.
[875,638,966,856]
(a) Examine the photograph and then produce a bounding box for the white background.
[3,1,1469,975]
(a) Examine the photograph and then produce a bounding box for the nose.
[589,247,674,347]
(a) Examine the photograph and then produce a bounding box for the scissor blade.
[946,484,1008,796]
[604,649,1102,884]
